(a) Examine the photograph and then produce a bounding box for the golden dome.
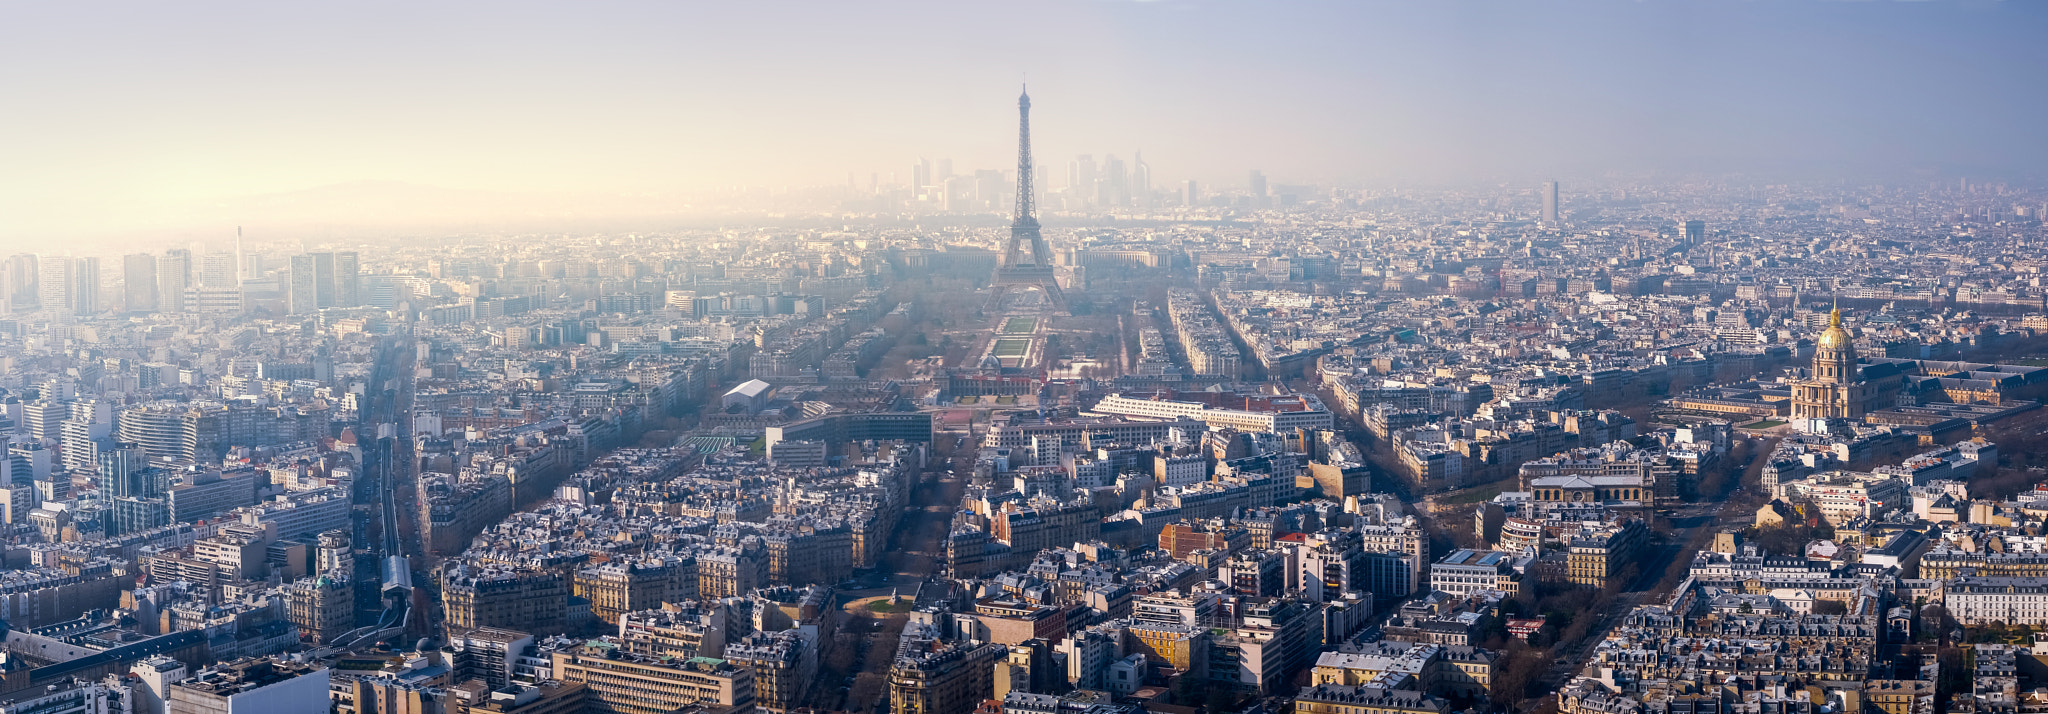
[1817,325,1852,350]
[1816,307,1852,350]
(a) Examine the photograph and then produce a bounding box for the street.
[1530,489,1752,694]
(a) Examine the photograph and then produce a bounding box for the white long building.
[1945,576,2048,626]
[1090,393,1334,434]
[981,415,1205,450]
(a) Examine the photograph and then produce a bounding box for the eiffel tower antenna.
[1014,84,1035,230]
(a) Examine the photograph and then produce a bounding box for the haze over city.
[5,0,2047,248]
[4,4,2048,714]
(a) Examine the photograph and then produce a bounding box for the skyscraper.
[335,251,360,307]
[59,399,112,471]
[1183,179,1200,207]
[5,255,37,310]
[159,249,191,314]
[973,169,1004,209]
[1070,155,1096,199]
[123,254,158,313]
[1102,154,1128,206]
[99,442,152,498]
[289,254,319,314]
[72,257,100,315]
[199,252,238,289]
[943,175,972,212]
[312,252,336,308]
[1249,170,1268,207]
[1132,152,1152,207]
[37,257,71,316]
[1541,181,1560,225]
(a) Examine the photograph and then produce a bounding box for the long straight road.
[1529,450,1761,701]
[350,331,418,630]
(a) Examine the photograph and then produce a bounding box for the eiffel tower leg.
[1042,281,1067,312]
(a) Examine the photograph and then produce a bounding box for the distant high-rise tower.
[37,257,71,316]
[199,252,238,289]
[1183,179,1200,207]
[288,254,319,314]
[1684,220,1706,245]
[123,254,158,313]
[988,87,1066,312]
[1132,153,1152,208]
[158,249,191,314]
[1101,154,1128,206]
[1070,155,1098,207]
[5,255,37,310]
[1249,170,1268,207]
[72,257,100,315]
[99,442,152,499]
[312,252,336,308]
[1541,181,1560,225]
[335,251,360,307]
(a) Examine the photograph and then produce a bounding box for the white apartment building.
[1946,576,2048,626]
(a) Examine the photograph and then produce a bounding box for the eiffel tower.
[989,86,1067,312]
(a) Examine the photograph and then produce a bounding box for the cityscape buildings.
[3,120,2047,710]
[0,7,2041,714]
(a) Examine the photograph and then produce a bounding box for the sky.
[2,0,2045,248]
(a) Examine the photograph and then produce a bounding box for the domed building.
[1790,305,1881,424]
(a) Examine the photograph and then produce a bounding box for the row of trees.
[1484,576,1624,707]
[1745,514,1836,558]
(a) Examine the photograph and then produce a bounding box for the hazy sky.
[3,0,2045,247]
